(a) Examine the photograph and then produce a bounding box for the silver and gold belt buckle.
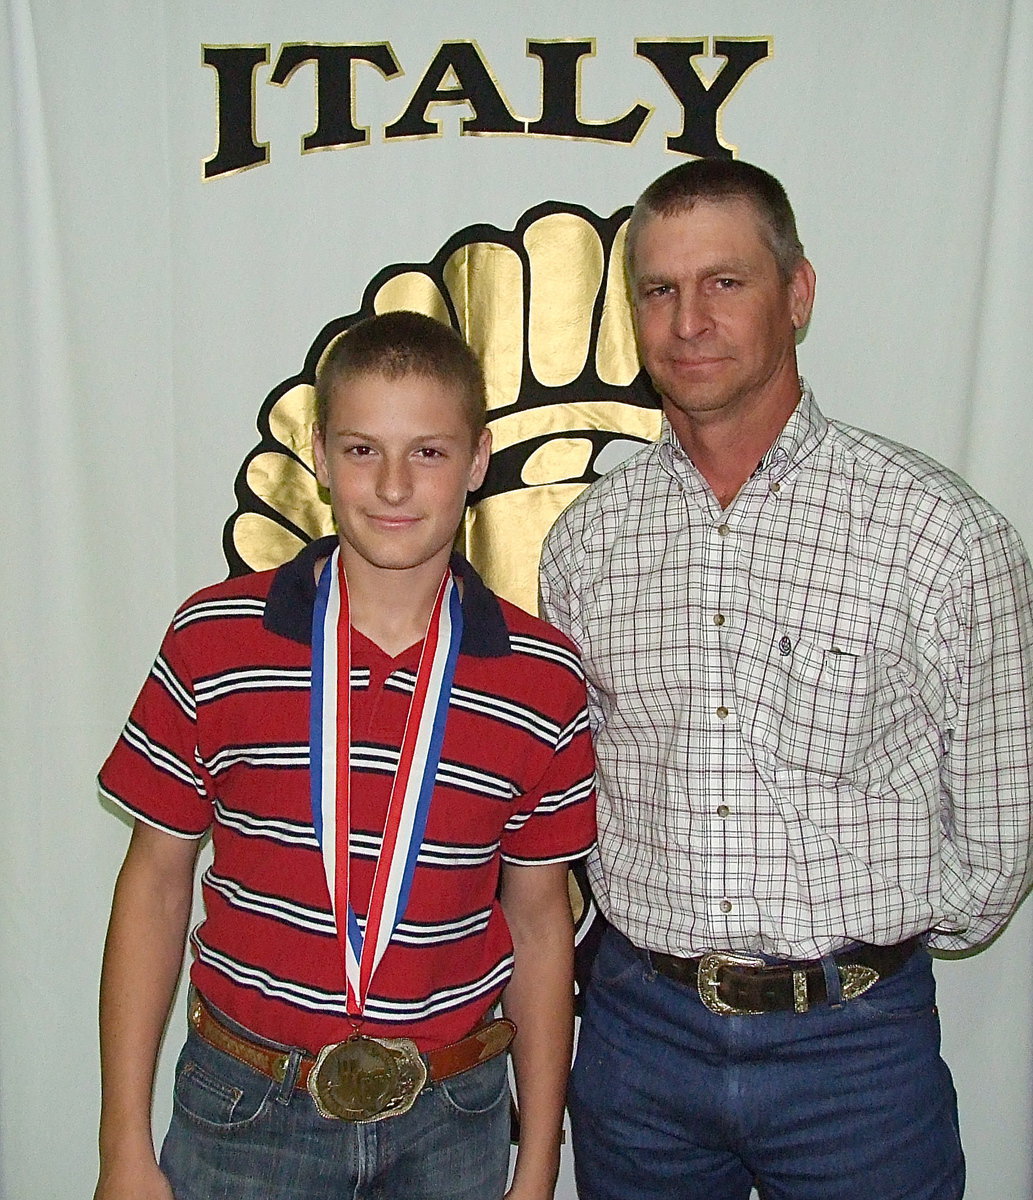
[307,1034,428,1122]
[697,951,766,1016]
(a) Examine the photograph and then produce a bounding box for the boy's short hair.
[314,311,488,444]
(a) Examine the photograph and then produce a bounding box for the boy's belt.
[189,992,515,1123]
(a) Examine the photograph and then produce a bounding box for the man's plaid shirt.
[540,385,1033,959]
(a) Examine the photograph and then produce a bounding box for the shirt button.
[717,523,730,536]
[717,805,730,818]
[716,706,728,719]
[769,481,781,494]
[720,899,733,913]
[713,613,726,626]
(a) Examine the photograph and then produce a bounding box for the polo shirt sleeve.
[97,612,214,839]
[499,653,596,867]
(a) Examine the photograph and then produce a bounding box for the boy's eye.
[416,447,445,459]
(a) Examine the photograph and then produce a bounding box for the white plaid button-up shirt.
[540,386,1033,958]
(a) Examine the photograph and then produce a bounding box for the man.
[539,159,1033,1199]
[95,310,595,1200]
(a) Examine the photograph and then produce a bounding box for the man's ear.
[789,258,816,331]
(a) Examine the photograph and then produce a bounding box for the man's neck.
[666,382,801,509]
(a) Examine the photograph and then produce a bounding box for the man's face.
[630,198,813,426]
[313,370,490,583]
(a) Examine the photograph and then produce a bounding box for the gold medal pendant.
[307,1034,428,1122]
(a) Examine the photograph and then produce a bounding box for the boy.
[94,310,596,1200]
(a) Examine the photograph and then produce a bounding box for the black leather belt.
[646,937,920,1015]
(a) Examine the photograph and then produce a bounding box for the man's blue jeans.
[159,1024,510,1200]
[568,926,964,1200]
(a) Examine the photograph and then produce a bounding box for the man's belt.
[646,937,920,1016]
[189,993,515,1123]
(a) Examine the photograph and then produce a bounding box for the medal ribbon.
[311,548,462,1017]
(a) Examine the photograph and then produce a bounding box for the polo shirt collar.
[263,535,511,657]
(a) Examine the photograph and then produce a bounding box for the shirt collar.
[658,378,828,481]
[757,380,828,478]
[263,534,511,657]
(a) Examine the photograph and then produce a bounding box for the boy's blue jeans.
[160,1021,510,1200]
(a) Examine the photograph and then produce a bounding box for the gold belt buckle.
[697,951,766,1016]
[307,1034,428,1122]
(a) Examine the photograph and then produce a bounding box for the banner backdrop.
[3,3,1033,1197]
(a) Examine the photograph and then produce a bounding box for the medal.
[310,547,462,1015]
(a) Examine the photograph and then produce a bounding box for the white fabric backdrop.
[3,3,1032,1197]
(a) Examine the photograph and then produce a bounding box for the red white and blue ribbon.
[310,547,462,1017]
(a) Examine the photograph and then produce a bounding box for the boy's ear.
[469,428,492,492]
[312,424,329,489]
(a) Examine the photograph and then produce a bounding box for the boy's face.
[313,370,490,584]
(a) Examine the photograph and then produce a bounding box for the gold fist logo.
[223,200,661,615]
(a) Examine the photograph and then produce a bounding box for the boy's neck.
[315,546,453,658]
[348,578,441,658]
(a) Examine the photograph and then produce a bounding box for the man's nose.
[672,290,710,340]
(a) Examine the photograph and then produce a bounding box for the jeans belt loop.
[276,1047,305,1103]
[821,954,844,1009]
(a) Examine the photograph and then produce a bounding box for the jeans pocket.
[591,927,651,989]
[436,1053,510,1116]
[172,1034,278,1131]
[848,949,937,1023]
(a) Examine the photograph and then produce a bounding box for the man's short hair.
[315,310,488,443]
[626,158,805,284]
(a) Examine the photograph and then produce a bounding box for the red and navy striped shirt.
[99,537,596,1053]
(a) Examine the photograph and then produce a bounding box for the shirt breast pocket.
[761,638,883,778]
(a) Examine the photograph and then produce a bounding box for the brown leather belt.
[646,937,921,1015]
[189,992,515,1106]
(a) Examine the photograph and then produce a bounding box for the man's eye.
[645,284,671,298]
[345,444,374,456]
[416,447,445,459]
[715,278,741,289]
